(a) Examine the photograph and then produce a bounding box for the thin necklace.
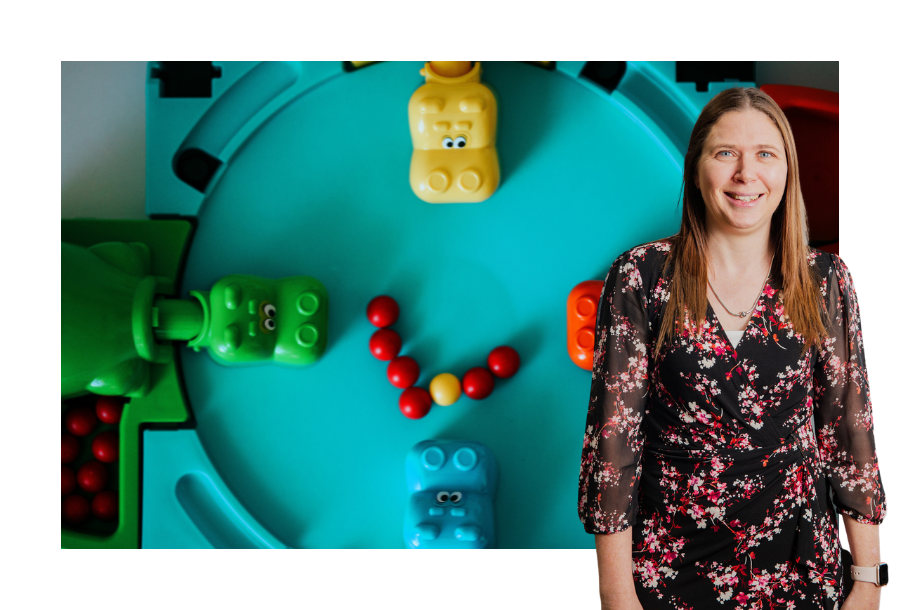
[708,253,776,318]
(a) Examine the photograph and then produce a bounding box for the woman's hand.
[840,581,880,610]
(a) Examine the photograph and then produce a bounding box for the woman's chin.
[710,216,770,235]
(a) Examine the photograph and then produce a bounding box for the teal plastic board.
[142,61,704,548]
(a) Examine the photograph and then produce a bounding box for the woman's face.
[694,109,788,237]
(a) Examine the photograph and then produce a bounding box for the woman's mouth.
[725,192,763,206]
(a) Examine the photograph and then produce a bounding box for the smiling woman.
[579,88,886,610]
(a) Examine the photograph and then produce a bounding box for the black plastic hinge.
[675,61,755,93]
[580,61,628,93]
[173,148,223,193]
[151,62,222,98]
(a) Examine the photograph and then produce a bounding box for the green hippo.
[62,241,328,399]
[185,274,328,367]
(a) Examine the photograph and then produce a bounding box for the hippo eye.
[263,318,276,331]
[442,137,453,149]
[258,300,274,318]
[450,492,463,504]
[453,136,467,148]
[436,491,450,504]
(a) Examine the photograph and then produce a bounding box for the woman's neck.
[705,227,774,279]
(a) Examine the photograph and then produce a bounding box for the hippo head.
[191,274,328,367]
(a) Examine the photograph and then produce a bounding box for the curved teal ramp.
[143,429,288,549]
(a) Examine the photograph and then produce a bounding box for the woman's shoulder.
[613,238,674,269]
[807,247,849,281]
[604,238,673,293]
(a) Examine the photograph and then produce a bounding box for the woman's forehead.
[705,109,784,149]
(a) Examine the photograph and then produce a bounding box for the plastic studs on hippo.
[403,440,499,549]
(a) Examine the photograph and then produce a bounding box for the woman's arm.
[595,529,643,608]
[812,255,886,523]
[842,517,881,608]
[579,250,653,607]
[811,254,887,609]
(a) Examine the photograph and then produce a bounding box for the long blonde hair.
[654,87,825,357]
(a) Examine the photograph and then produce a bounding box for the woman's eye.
[263,304,276,317]
[718,151,733,157]
[263,318,276,331]
[442,137,454,149]
[436,491,450,504]
[759,151,773,158]
[450,492,463,503]
[454,136,467,148]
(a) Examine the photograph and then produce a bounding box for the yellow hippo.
[408,61,499,203]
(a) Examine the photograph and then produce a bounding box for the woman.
[578,87,886,610]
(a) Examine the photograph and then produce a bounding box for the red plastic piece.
[399,387,432,419]
[566,280,605,370]
[487,346,520,379]
[92,431,120,463]
[369,328,403,361]
[62,495,91,525]
[77,460,109,494]
[92,490,119,522]
[462,367,495,400]
[62,466,77,496]
[62,433,80,464]
[759,84,838,250]
[367,295,400,328]
[387,356,420,389]
[95,396,124,425]
[64,405,98,437]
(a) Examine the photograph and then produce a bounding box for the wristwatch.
[850,563,889,587]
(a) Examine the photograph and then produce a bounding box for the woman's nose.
[734,159,759,182]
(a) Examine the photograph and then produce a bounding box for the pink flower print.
[764,285,776,298]
[695,410,713,425]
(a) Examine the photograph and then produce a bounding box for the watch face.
[879,563,889,586]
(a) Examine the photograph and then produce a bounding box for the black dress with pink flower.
[578,241,886,610]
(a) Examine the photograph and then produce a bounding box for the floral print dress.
[578,241,886,610]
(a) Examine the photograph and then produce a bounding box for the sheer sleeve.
[578,252,652,534]
[813,254,887,525]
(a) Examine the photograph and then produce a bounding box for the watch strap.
[850,564,886,586]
